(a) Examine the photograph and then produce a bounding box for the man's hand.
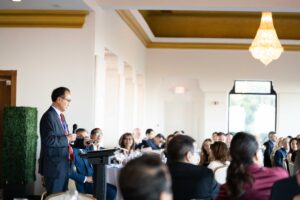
[86,176,93,183]
[67,133,76,143]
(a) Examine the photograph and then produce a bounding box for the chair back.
[44,192,95,200]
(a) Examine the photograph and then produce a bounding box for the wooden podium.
[80,148,118,200]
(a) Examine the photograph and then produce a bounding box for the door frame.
[0,70,17,106]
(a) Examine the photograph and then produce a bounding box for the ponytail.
[225,132,258,199]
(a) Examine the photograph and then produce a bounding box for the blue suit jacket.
[70,148,94,194]
[70,147,117,199]
[274,147,288,168]
[38,107,69,178]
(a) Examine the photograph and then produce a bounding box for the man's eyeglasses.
[95,132,103,137]
[60,97,71,103]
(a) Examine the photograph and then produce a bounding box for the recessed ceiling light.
[11,0,22,2]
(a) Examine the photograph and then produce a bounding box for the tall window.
[228,80,277,143]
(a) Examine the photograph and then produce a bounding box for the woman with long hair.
[199,138,212,167]
[116,133,141,164]
[216,132,288,200]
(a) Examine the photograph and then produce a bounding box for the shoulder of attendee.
[270,166,289,178]
[215,184,229,200]
[207,161,220,170]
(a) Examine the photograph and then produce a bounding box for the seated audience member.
[287,138,298,175]
[145,128,156,139]
[162,134,175,163]
[167,134,219,200]
[212,132,219,143]
[270,136,283,165]
[218,132,227,143]
[216,132,288,200]
[119,154,172,200]
[269,150,300,200]
[70,128,116,199]
[288,138,298,163]
[154,133,166,149]
[141,132,163,150]
[199,138,212,167]
[263,131,277,167]
[274,137,290,168]
[90,128,104,150]
[226,133,233,147]
[116,132,141,164]
[173,130,185,135]
[207,141,230,184]
[132,128,143,148]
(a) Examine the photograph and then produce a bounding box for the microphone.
[69,124,78,146]
[72,124,78,134]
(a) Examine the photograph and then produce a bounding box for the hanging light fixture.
[249,12,284,65]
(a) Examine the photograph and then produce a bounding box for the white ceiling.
[0,0,90,10]
[1,0,300,12]
[96,0,300,12]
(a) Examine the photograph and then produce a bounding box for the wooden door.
[0,71,16,185]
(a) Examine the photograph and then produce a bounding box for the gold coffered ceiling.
[118,10,300,50]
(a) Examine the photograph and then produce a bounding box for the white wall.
[0,13,96,194]
[146,48,300,144]
[0,7,147,194]
[277,93,300,136]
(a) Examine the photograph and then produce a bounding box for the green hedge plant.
[2,107,38,185]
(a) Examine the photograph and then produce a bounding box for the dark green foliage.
[2,107,38,184]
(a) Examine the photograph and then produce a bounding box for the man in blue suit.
[70,128,117,199]
[70,128,94,194]
[38,87,77,195]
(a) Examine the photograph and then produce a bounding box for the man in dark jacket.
[167,134,219,200]
[263,131,277,167]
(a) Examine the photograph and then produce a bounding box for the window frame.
[228,80,277,133]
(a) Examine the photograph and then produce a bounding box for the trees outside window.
[228,80,276,143]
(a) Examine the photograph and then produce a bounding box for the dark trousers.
[44,176,69,195]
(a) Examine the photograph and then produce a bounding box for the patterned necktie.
[60,113,74,161]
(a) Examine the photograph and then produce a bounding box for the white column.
[122,64,135,132]
[94,50,106,128]
[103,53,122,148]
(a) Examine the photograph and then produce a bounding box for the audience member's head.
[153,133,166,147]
[218,132,227,143]
[295,150,300,173]
[119,132,135,151]
[210,141,229,164]
[289,138,298,153]
[268,131,277,142]
[173,130,185,135]
[201,138,212,155]
[132,128,142,143]
[226,132,234,146]
[226,132,259,199]
[119,154,172,200]
[145,128,156,139]
[212,132,219,142]
[282,137,290,151]
[167,134,197,164]
[73,128,89,149]
[90,128,103,141]
[75,128,89,138]
[165,134,175,150]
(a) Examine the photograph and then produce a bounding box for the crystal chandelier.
[249,12,284,65]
